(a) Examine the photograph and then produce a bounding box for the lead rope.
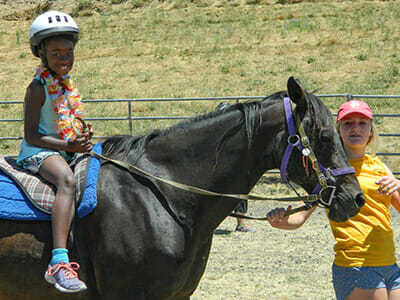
[89,151,320,218]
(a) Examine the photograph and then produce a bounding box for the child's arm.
[24,81,92,153]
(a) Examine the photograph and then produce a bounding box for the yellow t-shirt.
[328,154,395,267]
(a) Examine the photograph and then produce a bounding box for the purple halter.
[279,97,355,207]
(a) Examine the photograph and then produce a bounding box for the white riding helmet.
[29,10,79,57]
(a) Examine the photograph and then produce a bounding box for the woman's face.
[338,114,372,153]
[40,37,75,77]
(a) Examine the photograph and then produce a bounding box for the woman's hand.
[266,206,292,228]
[376,176,400,196]
[266,203,316,230]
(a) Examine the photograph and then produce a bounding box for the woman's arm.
[266,203,317,230]
[378,163,400,213]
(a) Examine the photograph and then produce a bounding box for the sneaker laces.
[47,262,81,280]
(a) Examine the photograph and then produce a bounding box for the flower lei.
[35,64,83,141]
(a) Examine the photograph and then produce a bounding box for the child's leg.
[38,154,76,251]
[39,154,86,293]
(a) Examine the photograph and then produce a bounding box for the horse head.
[274,77,364,222]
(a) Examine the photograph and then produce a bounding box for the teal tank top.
[17,77,60,162]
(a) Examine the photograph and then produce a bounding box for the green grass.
[1,0,400,170]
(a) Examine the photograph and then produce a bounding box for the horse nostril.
[355,192,365,208]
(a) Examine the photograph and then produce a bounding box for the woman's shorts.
[17,151,75,174]
[332,263,400,300]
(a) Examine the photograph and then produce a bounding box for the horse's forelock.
[307,93,332,129]
[304,93,340,167]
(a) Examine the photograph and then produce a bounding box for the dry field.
[1,1,400,299]
[192,196,400,300]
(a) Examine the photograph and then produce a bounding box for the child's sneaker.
[45,262,87,293]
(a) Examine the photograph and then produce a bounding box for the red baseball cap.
[337,100,373,121]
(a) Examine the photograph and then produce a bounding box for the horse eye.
[320,130,332,143]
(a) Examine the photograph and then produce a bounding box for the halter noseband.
[279,97,355,208]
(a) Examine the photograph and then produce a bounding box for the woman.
[266,100,400,300]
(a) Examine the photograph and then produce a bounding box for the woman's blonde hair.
[336,120,378,156]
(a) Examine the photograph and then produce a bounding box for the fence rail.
[1,94,400,173]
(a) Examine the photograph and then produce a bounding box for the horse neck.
[147,102,282,190]
[143,100,284,232]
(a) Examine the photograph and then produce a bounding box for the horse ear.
[287,76,307,115]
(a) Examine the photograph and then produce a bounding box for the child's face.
[40,37,75,77]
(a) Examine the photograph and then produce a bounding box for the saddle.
[0,142,102,221]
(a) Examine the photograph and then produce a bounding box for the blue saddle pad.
[0,142,102,221]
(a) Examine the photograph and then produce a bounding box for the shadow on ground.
[213,229,232,235]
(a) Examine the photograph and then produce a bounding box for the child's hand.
[87,123,94,139]
[75,123,94,152]
[67,134,93,153]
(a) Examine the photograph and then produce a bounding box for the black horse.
[0,77,364,300]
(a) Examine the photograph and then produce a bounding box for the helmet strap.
[38,42,58,77]
[38,42,48,66]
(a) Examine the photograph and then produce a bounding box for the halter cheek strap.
[280,97,302,184]
[279,97,355,208]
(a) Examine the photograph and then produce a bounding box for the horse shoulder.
[88,164,186,258]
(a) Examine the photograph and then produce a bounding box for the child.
[17,10,93,293]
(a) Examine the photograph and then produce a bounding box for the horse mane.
[305,92,332,132]
[102,91,286,161]
[102,133,157,161]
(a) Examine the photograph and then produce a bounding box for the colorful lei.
[35,64,84,141]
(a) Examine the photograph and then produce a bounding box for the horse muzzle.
[327,190,365,222]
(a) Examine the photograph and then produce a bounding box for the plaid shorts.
[332,263,400,300]
[18,151,75,174]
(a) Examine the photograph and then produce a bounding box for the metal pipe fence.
[1,94,400,173]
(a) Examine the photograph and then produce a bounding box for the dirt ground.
[2,1,400,299]
[192,190,400,300]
